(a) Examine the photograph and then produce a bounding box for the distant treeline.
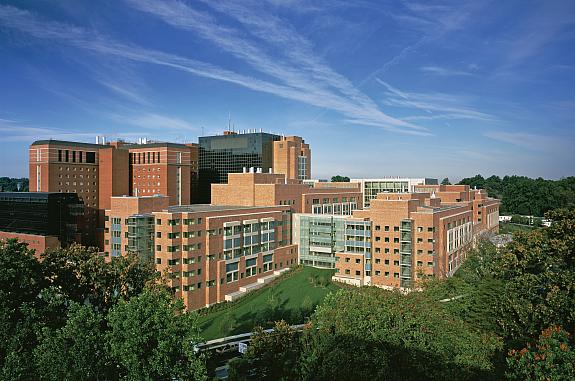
[0,177,29,192]
[458,175,575,217]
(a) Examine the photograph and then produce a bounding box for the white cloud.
[376,79,494,122]
[483,131,567,152]
[420,66,475,77]
[0,4,428,135]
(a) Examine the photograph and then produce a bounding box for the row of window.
[58,166,97,171]
[311,197,357,204]
[57,150,96,164]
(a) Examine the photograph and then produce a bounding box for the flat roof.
[166,204,286,213]
[31,139,104,149]
[122,142,192,149]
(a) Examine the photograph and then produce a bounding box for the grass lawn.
[499,222,539,234]
[197,266,339,341]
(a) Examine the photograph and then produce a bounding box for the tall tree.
[107,288,207,381]
[34,303,115,381]
[441,177,451,185]
[299,288,501,381]
[228,321,300,381]
[41,244,158,311]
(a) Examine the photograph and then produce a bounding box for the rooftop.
[166,204,286,213]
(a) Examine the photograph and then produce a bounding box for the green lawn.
[197,266,338,341]
[499,222,539,234]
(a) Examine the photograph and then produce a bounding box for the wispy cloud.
[361,1,486,82]
[501,1,575,68]
[0,118,148,142]
[109,112,199,131]
[0,4,428,135]
[483,131,567,152]
[376,79,494,122]
[123,0,428,135]
[420,65,475,77]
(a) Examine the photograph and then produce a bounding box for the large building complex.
[29,139,198,247]
[0,192,84,255]
[331,184,500,289]
[20,130,502,308]
[104,196,296,310]
[352,178,438,208]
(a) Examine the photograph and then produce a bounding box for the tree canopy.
[0,177,29,192]
[0,240,207,380]
[458,175,575,216]
[330,175,350,182]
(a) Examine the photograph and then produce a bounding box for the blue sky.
[1,0,574,181]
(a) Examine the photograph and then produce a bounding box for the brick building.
[211,172,362,215]
[273,135,311,181]
[104,196,297,310]
[29,139,198,247]
[330,185,500,289]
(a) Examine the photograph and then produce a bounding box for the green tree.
[41,244,158,311]
[330,175,350,182]
[507,326,575,380]
[0,239,46,378]
[107,288,207,380]
[299,288,501,381]
[458,175,575,216]
[34,303,115,381]
[228,321,300,381]
[441,177,451,185]
[0,177,29,191]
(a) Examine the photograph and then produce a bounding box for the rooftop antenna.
[228,111,231,131]
[201,126,205,136]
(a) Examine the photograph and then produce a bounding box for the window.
[394,238,399,243]
[384,237,389,242]
[427,262,434,267]
[355,258,360,264]
[375,259,381,264]
[345,258,350,263]
[394,226,399,232]
[394,272,399,278]
[385,248,390,253]
[345,269,350,275]
[375,271,381,276]
[375,236,381,242]
[417,261,423,266]
[384,226,390,231]
[156,219,162,225]
[385,259,390,265]
[375,248,381,253]
[355,270,361,276]
[85,151,96,163]
[375,225,381,231]
[385,272,389,277]
[393,260,399,266]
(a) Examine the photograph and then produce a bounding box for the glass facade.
[363,181,409,208]
[295,214,370,269]
[127,215,155,262]
[0,192,84,246]
[399,219,413,288]
[198,132,281,202]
